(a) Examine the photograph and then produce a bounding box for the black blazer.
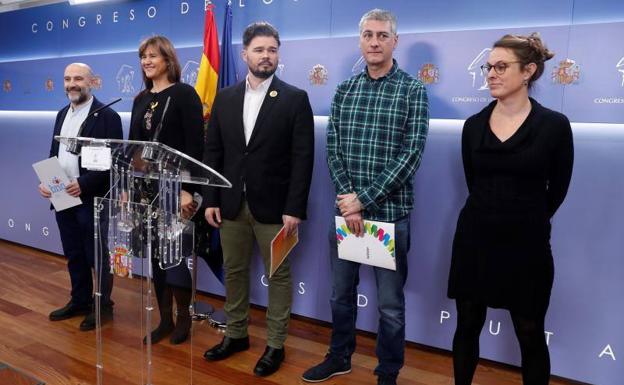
[49,97,123,201]
[203,76,315,224]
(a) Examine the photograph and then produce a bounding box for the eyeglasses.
[480,61,521,76]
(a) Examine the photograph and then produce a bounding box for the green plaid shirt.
[327,60,429,222]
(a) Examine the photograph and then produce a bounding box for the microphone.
[151,96,171,142]
[66,97,122,155]
[140,96,171,162]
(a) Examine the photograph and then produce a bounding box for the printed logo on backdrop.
[551,59,580,85]
[92,75,103,90]
[309,64,328,85]
[45,78,54,92]
[182,61,200,85]
[450,48,492,104]
[468,48,490,90]
[593,56,624,104]
[352,56,366,75]
[116,64,136,94]
[3,80,11,93]
[276,63,285,77]
[617,56,624,87]
[417,63,439,85]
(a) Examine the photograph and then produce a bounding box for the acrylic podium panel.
[94,197,196,385]
[54,136,231,189]
[55,136,231,385]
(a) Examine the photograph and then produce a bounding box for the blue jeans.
[328,215,411,379]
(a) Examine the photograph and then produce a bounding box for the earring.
[523,79,529,86]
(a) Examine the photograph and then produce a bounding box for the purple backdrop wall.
[1,1,623,384]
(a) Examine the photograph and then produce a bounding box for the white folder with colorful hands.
[335,216,396,271]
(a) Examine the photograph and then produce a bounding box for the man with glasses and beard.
[38,63,122,331]
[202,22,314,377]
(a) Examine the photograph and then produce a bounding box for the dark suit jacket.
[49,97,123,202]
[203,76,314,224]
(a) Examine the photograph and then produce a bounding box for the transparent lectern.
[55,136,231,385]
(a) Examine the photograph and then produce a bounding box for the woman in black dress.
[448,33,573,384]
[129,35,204,344]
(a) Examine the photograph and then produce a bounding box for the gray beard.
[66,90,89,105]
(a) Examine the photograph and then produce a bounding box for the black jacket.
[203,76,315,224]
[49,96,123,201]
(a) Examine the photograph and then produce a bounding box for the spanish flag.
[195,4,220,119]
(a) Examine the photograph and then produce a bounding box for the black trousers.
[55,202,113,307]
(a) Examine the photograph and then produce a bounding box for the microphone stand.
[66,97,122,155]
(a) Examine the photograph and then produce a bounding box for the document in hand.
[270,225,299,278]
[335,216,396,271]
[32,157,82,212]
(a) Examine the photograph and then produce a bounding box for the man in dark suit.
[38,63,123,331]
[202,22,314,377]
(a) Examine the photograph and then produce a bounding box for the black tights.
[452,299,550,385]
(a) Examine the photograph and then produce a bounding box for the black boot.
[144,279,174,345]
[170,287,192,344]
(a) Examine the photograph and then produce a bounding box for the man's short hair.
[359,9,397,36]
[242,22,281,48]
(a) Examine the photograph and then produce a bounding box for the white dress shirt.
[243,75,273,145]
[57,96,93,179]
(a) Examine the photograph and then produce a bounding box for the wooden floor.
[0,240,583,385]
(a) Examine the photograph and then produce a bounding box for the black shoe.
[79,304,114,331]
[301,354,351,382]
[49,302,91,321]
[203,336,250,361]
[169,311,191,345]
[253,346,285,377]
[143,321,175,345]
[377,375,397,385]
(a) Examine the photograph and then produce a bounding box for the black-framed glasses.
[480,61,522,76]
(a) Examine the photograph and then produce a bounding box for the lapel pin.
[269,90,278,98]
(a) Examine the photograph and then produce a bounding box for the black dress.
[129,82,203,163]
[128,82,204,288]
[448,98,574,315]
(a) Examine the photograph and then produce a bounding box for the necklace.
[144,100,159,131]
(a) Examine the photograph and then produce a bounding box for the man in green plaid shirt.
[302,9,429,385]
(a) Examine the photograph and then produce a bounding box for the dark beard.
[249,65,276,79]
